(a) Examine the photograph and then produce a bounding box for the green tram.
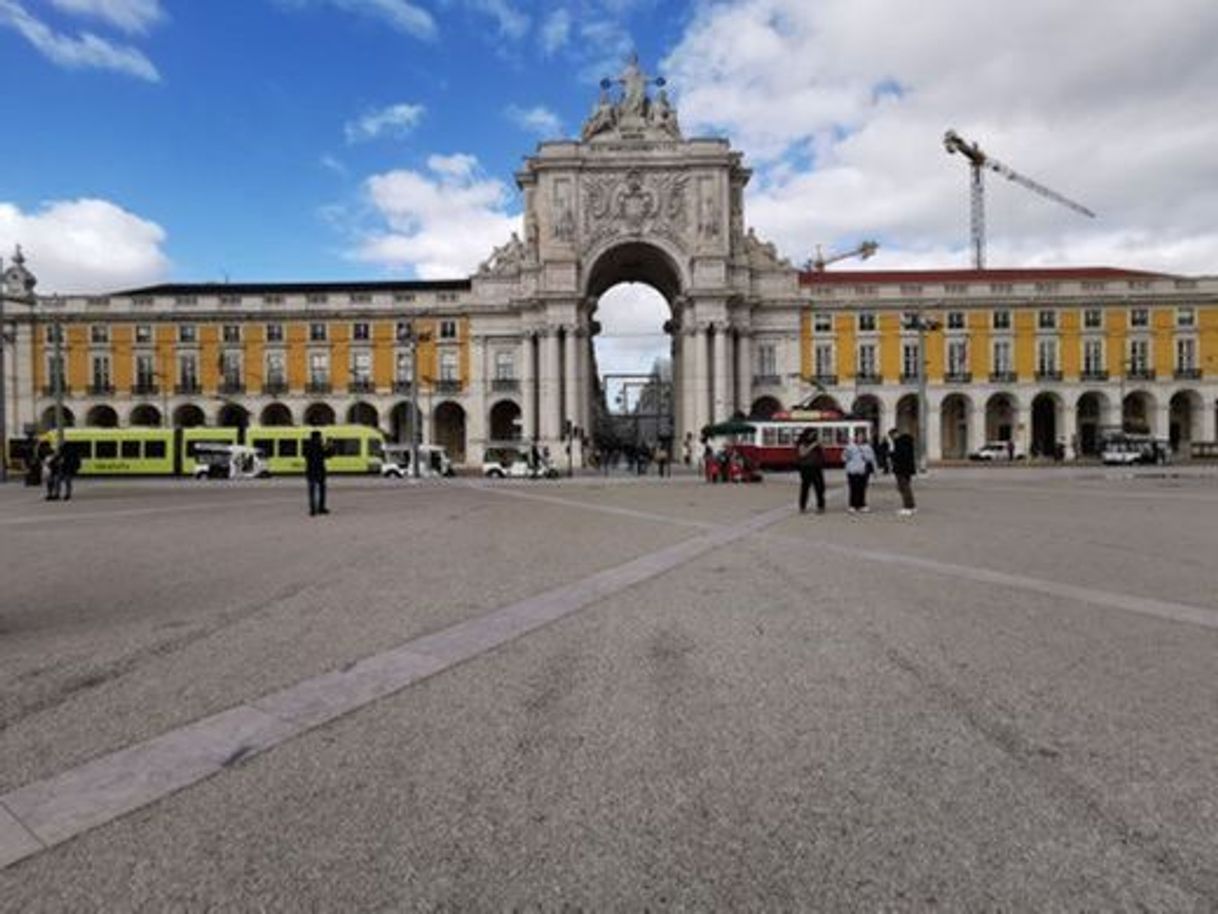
[40,425,384,476]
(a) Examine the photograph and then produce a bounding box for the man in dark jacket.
[888,428,917,515]
[303,430,332,516]
[59,445,80,501]
[796,429,826,514]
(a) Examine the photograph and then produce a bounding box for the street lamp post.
[905,310,941,473]
[407,328,431,479]
[1,247,42,482]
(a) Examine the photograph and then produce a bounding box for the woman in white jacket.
[842,430,877,513]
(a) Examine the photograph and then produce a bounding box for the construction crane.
[807,239,878,272]
[944,129,1095,269]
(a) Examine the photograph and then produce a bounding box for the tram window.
[64,441,91,461]
[279,439,299,458]
[145,440,166,459]
[762,428,777,446]
[808,429,820,442]
[777,428,793,445]
[252,439,272,458]
[96,440,118,459]
[121,440,141,459]
[330,438,361,457]
[836,428,850,445]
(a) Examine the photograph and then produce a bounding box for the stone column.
[519,331,536,442]
[711,325,728,425]
[969,400,987,454]
[563,326,578,433]
[1061,398,1078,459]
[468,333,487,464]
[735,329,753,417]
[576,327,591,434]
[1152,403,1170,440]
[691,323,710,435]
[926,393,943,462]
[539,327,561,443]
[1200,397,1217,443]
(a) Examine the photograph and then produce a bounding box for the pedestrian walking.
[796,428,826,514]
[843,430,876,513]
[303,429,332,516]
[43,446,62,501]
[889,427,917,516]
[58,444,80,501]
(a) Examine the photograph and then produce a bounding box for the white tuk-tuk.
[381,444,454,478]
[192,444,271,480]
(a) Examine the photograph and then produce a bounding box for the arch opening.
[173,403,206,428]
[940,394,971,460]
[489,400,522,442]
[347,401,379,429]
[130,404,163,427]
[304,402,336,427]
[260,403,293,426]
[433,401,467,462]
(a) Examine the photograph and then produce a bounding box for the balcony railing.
[133,382,159,396]
[899,373,920,385]
[855,373,883,385]
[1035,370,1063,382]
[87,383,115,396]
[348,379,376,394]
[989,370,1017,383]
[944,371,972,384]
[810,373,837,387]
[434,379,462,395]
[491,378,520,392]
[392,379,413,394]
[1080,369,1109,381]
[218,381,245,395]
[1174,367,1202,380]
[41,383,66,397]
[305,381,332,395]
[752,374,781,387]
[1127,367,1156,381]
[262,381,288,396]
[176,382,201,395]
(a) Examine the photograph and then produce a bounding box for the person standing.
[303,430,332,516]
[655,443,670,477]
[843,431,876,513]
[874,435,891,475]
[43,446,62,501]
[889,427,917,516]
[59,444,80,501]
[796,428,826,514]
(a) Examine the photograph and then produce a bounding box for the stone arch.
[130,403,162,427]
[260,402,293,426]
[433,401,467,462]
[40,406,75,430]
[173,403,206,428]
[1031,391,1063,458]
[1122,390,1156,435]
[1076,391,1110,456]
[304,402,336,427]
[583,238,689,302]
[347,401,379,429]
[806,394,842,414]
[1169,389,1203,453]
[940,393,972,460]
[749,395,782,420]
[389,401,421,443]
[217,402,250,429]
[489,399,523,441]
[985,392,1018,443]
[851,394,884,439]
[86,404,119,428]
[896,393,919,440]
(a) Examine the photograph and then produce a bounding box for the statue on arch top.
[581,52,682,142]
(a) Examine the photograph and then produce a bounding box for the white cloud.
[539,8,569,55]
[0,198,170,294]
[277,0,436,40]
[592,283,672,378]
[505,104,562,138]
[352,154,521,279]
[344,102,424,143]
[0,0,159,81]
[48,0,164,34]
[320,154,348,177]
[664,0,1218,274]
[467,0,529,40]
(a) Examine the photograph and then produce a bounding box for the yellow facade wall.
[800,310,812,378]
[878,313,900,382]
[1153,307,1174,376]
[1013,310,1035,380]
[373,321,394,388]
[244,323,264,392]
[458,317,471,387]
[1200,306,1218,378]
[416,319,437,388]
[287,323,307,390]
[1106,308,1127,378]
[925,314,944,383]
[331,321,350,390]
[156,324,176,391]
[32,326,44,391]
[1060,309,1080,379]
[67,325,88,392]
[200,324,219,393]
[835,313,856,382]
[112,325,133,392]
[968,310,989,379]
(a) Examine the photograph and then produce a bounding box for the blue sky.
[4,0,1218,308]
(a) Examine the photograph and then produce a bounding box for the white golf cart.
[192,443,271,480]
[482,444,560,479]
[381,443,454,479]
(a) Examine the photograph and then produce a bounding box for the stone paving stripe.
[0,503,794,871]
[461,481,720,530]
[0,801,44,870]
[764,532,1218,631]
[0,497,294,527]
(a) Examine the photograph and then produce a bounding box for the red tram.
[707,409,873,470]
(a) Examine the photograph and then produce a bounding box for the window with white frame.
[992,339,1012,375]
[1084,308,1103,329]
[992,310,1011,330]
[756,343,777,378]
[1176,337,1196,373]
[902,342,920,379]
[135,324,153,344]
[309,322,328,342]
[1037,309,1057,330]
[396,352,412,383]
[439,319,458,339]
[1036,338,1058,375]
[265,351,286,386]
[220,351,242,387]
[396,321,413,341]
[46,354,65,390]
[179,324,197,344]
[351,351,372,382]
[222,324,241,343]
[857,342,877,377]
[352,322,370,341]
[1130,307,1149,328]
[1177,306,1195,328]
[178,354,198,388]
[90,324,109,344]
[947,339,968,376]
[439,351,458,381]
[135,354,156,389]
[91,354,111,389]
[265,323,284,343]
[1128,339,1149,374]
[857,312,877,333]
[494,350,515,380]
[1083,339,1104,375]
[45,324,63,344]
[309,351,329,385]
[813,313,833,333]
[947,311,965,330]
[814,342,834,378]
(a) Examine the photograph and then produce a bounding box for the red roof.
[799,266,1169,286]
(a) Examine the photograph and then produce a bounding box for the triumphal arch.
[467,55,800,460]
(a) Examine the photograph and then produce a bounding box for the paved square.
[1,467,1216,909]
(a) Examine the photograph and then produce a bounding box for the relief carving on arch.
[581,168,689,252]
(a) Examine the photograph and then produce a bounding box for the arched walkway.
[86,404,119,428]
[985,393,1017,443]
[896,393,919,441]
[173,404,206,428]
[433,401,467,462]
[40,406,75,430]
[489,400,522,441]
[940,394,971,459]
[347,401,379,429]
[1030,392,1062,458]
[749,396,782,421]
[1122,391,1155,435]
[851,394,883,439]
[260,403,293,426]
[130,404,162,427]
[217,402,250,429]
[1170,390,1203,453]
[304,402,336,427]
[389,401,421,443]
[1076,391,1109,456]
[806,394,842,415]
